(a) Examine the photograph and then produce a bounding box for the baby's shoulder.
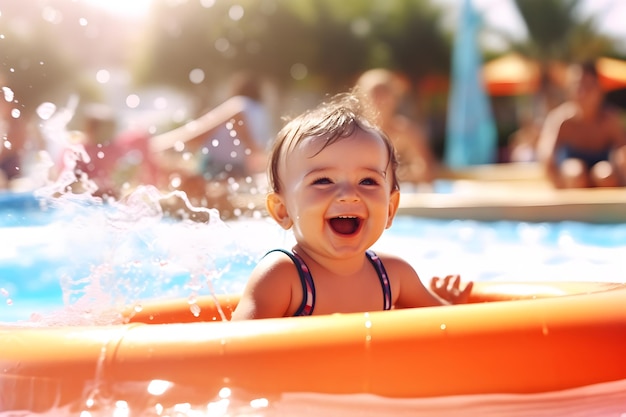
[252,250,301,280]
[372,251,416,273]
[245,250,302,294]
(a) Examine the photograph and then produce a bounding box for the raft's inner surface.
[121,281,624,324]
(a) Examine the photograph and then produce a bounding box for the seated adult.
[537,61,626,188]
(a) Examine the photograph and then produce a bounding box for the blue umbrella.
[445,0,497,167]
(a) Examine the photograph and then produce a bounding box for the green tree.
[367,0,450,81]
[0,3,78,117]
[131,0,452,111]
[511,0,616,62]
[507,0,619,120]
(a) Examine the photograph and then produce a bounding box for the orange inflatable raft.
[1,281,626,412]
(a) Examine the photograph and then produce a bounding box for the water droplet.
[190,303,201,317]
[219,387,232,398]
[36,102,57,120]
[290,63,308,80]
[229,5,244,21]
[215,37,230,52]
[96,69,110,84]
[126,94,140,109]
[189,68,205,84]
[147,379,172,396]
[2,86,15,102]
[250,398,269,409]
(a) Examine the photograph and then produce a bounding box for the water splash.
[28,192,229,325]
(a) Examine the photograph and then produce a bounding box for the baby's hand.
[430,275,473,305]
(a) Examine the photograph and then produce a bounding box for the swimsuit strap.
[365,250,392,310]
[264,249,391,316]
[264,249,315,316]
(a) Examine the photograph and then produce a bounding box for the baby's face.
[275,129,399,259]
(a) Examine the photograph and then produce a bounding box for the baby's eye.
[312,177,332,185]
[360,177,380,186]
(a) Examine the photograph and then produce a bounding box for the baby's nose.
[337,184,359,202]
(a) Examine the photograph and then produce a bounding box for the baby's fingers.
[430,275,473,304]
[456,280,474,304]
[446,274,462,290]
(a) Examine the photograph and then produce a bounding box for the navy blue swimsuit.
[559,145,611,168]
[266,249,392,316]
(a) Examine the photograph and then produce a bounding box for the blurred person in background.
[537,61,626,188]
[151,71,275,218]
[57,104,162,199]
[355,68,438,188]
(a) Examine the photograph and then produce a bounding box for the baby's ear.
[385,190,400,229]
[266,192,293,229]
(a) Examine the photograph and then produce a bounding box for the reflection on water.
[4,376,626,417]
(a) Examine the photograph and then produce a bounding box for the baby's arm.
[230,252,299,320]
[383,254,472,308]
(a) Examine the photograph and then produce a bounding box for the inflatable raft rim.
[1,281,625,412]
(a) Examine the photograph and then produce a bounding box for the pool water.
[2,188,626,416]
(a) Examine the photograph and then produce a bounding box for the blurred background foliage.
[510,0,617,63]
[132,0,451,107]
[0,0,624,156]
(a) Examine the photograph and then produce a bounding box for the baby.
[231,92,472,320]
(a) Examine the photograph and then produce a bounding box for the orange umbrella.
[596,57,626,91]
[482,54,626,96]
[482,53,540,96]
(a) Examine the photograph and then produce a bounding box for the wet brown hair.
[268,91,400,193]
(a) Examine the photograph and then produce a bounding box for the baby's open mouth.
[329,216,361,235]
